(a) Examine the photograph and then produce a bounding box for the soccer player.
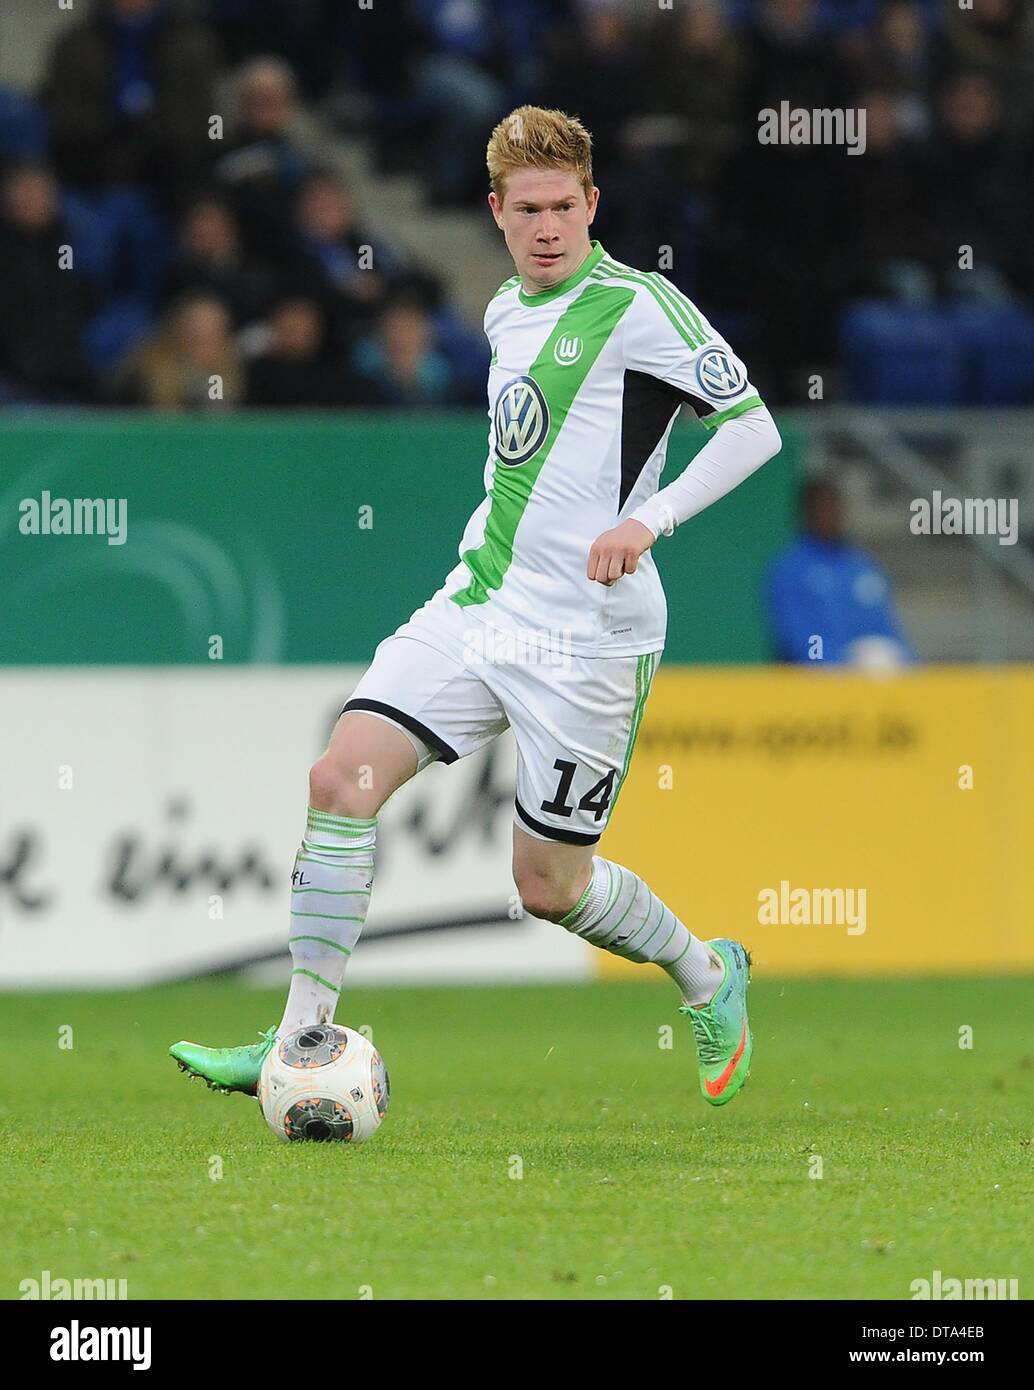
[171,107,781,1108]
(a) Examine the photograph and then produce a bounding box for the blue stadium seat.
[0,86,48,162]
[730,0,877,28]
[948,303,1034,406]
[61,192,118,288]
[725,1,759,27]
[63,189,171,305]
[816,0,877,28]
[841,302,968,404]
[83,298,155,374]
[431,306,491,401]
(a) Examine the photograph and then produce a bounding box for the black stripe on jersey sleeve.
[619,370,715,510]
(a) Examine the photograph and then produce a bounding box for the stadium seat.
[61,192,119,290]
[816,0,877,28]
[0,86,48,162]
[840,302,968,405]
[431,307,492,401]
[947,303,1034,407]
[63,189,171,305]
[729,0,878,28]
[82,297,155,374]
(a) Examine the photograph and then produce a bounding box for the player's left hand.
[587,519,656,587]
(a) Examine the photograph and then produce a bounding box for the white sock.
[277,808,377,1038]
[558,856,724,1005]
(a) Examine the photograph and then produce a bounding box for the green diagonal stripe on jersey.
[451,281,636,608]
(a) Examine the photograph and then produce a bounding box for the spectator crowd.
[1,0,1032,410]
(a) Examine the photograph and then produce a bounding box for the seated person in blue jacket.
[764,480,916,667]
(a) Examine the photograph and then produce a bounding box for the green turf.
[2,976,1032,1300]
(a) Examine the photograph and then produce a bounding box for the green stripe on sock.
[306,808,377,834]
[594,877,640,949]
[559,873,595,927]
[289,935,352,957]
[600,859,621,919]
[307,807,377,825]
[663,931,693,967]
[298,847,374,860]
[290,967,341,993]
[301,838,375,851]
[292,910,365,922]
[619,898,670,958]
[292,887,371,896]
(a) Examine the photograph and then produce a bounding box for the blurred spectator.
[214,57,309,262]
[683,0,967,396]
[839,90,926,300]
[920,73,1026,301]
[0,166,96,402]
[936,0,1034,132]
[288,170,394,331]
[204,0,312,77]
[748,0,849,113]
[356,0,557,203]
[111,293,243,408]
[607,0,744,282]
[246,298,343,407]
[42,0,218,201]
[639,0,747,189]
[718,0,852,397]
[285,170,441,350]
[841,1,934,139]
[336,0,431,169]
[0,0,1029,412]
[165,194,276,325]
[764,480,916,667]
[542,4,647,177]
[406,0,533,205]
[348,300,458,408]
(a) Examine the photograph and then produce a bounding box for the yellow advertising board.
[599,667,1034,977]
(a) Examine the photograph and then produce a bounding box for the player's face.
[489,169,599,292]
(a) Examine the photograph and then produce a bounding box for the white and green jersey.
[436,239,764,657]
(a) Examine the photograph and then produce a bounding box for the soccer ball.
[258,1023,389,1143]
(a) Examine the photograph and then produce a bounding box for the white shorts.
[341,592,661,844]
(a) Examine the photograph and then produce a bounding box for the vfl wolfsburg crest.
[494,375,550,467]
[553,335,583,365]
[695,348,747,400]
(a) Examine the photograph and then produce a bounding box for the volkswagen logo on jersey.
[695,348,747,400]
[494,375,550,467]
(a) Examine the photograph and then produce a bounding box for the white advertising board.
[0,669,590,988]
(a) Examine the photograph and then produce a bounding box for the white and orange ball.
[258,1024,389,1143]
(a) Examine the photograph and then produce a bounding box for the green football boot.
[679,938,753,1106]
[169,1024,277,1096]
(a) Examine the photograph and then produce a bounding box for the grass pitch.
[2,976,1032,1300]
